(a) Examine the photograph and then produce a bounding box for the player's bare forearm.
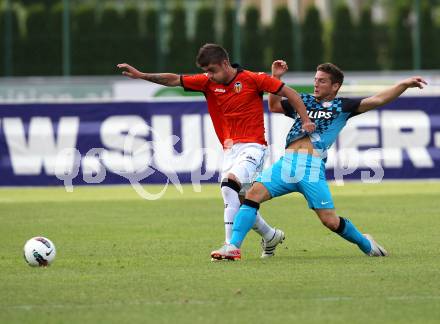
[358,83,407,112]
[269,59,299,115]
[141,73,180,87]
[358,76,427,113]
[117,63,181,87]
[279,86,307,118]
[268,62,285,113]
[279,86,315,132]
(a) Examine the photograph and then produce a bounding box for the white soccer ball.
[23,237,56,267]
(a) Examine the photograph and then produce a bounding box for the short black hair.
[316,63,344,85]
[196,43,229,67]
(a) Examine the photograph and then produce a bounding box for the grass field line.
[3,295,440,310]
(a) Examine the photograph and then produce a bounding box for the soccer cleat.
[261,229,285,258]
[210,243,241,261]
[364,234,388,257]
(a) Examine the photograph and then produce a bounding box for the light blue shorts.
[256,152,334,209]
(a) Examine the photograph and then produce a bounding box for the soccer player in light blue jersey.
[211,60,427,260]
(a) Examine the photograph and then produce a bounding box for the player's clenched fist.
[302,121,316,133]
[271,60,288,79]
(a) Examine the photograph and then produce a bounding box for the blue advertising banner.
[0,97,438,187]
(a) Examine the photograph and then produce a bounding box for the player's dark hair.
[196,43,229,67]
[317,63,344,85]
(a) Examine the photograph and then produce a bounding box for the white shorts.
[221,143,267,194]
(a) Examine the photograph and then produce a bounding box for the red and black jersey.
[181,65,284,148]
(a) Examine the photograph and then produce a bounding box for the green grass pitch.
[1,182,440,323]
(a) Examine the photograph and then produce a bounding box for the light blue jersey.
[255,93,363,209]
[281,93,362,160]
[231,93,378,255]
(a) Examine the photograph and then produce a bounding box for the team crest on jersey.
[322,101,333,108]
[234,82,242,93]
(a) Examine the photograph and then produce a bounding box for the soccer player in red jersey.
[118,44,315,260]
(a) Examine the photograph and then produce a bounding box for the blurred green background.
[1,0,439,77]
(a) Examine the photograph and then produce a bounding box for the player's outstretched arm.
[278,86,315,133]
[268,60,287,113]
[269,60,315,133]
[117,63,181,87]
[357,76,427,113]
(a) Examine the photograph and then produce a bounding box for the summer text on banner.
[0,97,438,186]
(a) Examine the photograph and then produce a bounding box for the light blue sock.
[335,217,372,254]
[230,202,258,248]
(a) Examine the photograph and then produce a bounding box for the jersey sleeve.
[180,74,209,92]
[252,72,285,94]
[280,99,296,118]
[280,93,307,118]
[341,97,363,118]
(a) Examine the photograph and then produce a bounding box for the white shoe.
[364,234,388,257]
[211,243,241,261]
[261,229,285,258]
